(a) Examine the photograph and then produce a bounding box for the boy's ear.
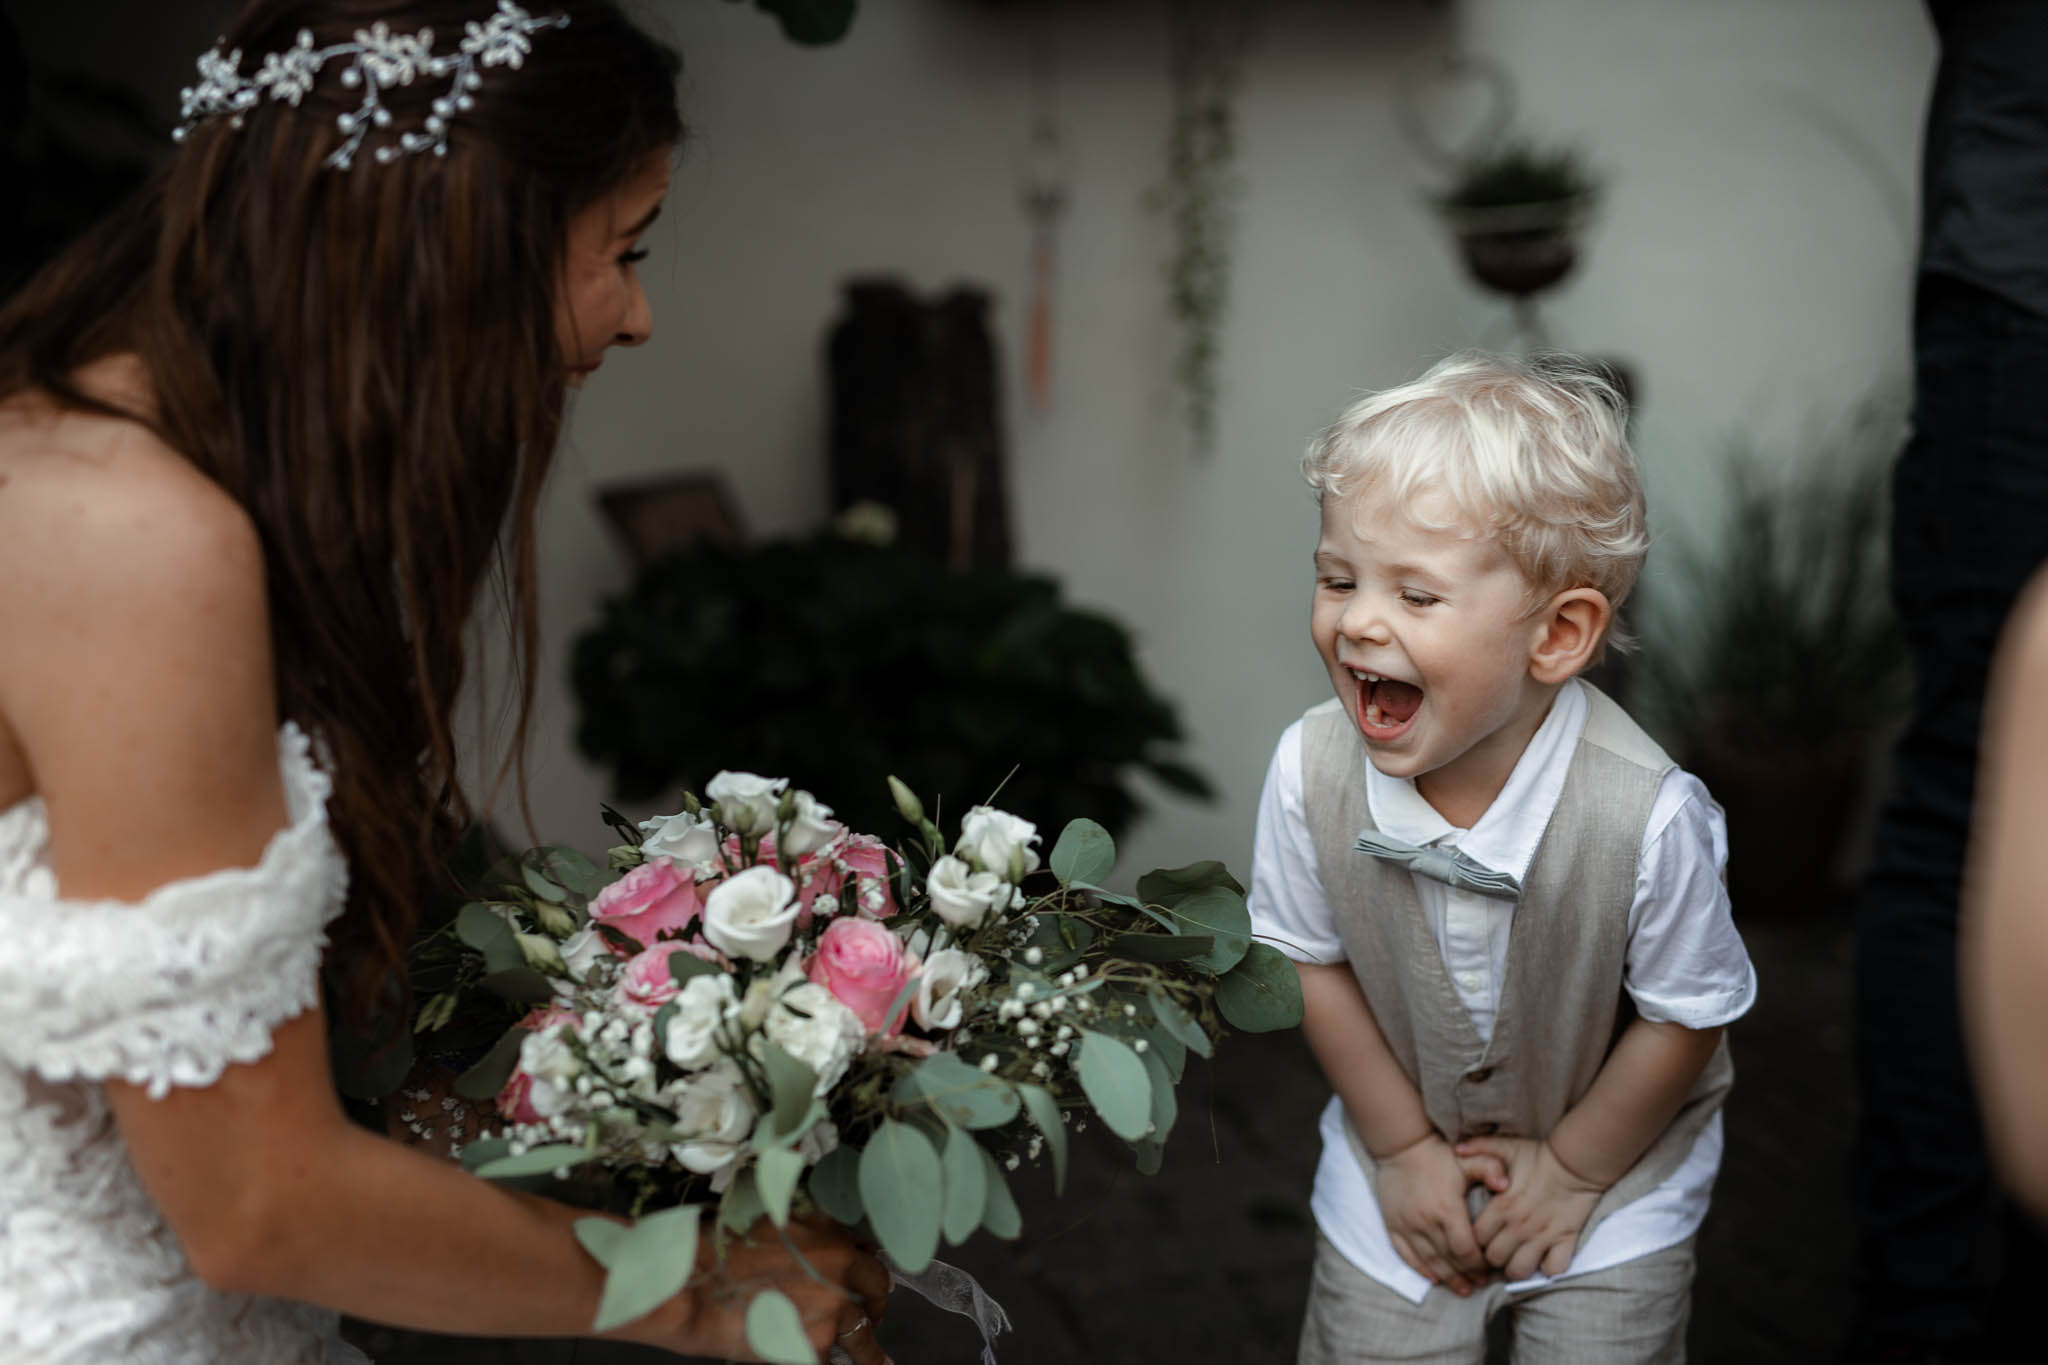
[1527,587,1612,684]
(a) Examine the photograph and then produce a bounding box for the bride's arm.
[0,442,886,1357]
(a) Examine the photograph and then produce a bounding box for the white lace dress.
[0,724,371,1363]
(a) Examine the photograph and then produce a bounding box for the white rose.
[705,771,787,837]
[781,790,843,859]
[912,947,988,1031]
[638,810,722,870]
[663,972,738,1070]
[518,1025,582,1118]
[702,865,800,961]
[670,1063,756,1175]
[926,854,1006,929]
[955,806,1041,881]
[763,980,865,1095]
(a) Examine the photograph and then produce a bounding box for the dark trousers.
[1851,271,2048,1353]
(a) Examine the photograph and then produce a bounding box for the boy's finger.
[1472,1199,1504,1245]
[1456,1153,1510,1192]
[1453,1136,1507,1163]
[1388,1232,1436,1284]
[1505,1241,1546,1283]
[1481,1226,1521,1270]
[1539,1237,1576,1277]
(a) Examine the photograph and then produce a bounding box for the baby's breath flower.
[1005,1152,1021,1170]
[1123,1002,1138,1017]
[980,1053,999,1072]
[1134,1039,1148,1054]
[1031,1060,1051,1078]
[1024,947,1044,966]
[1050,1041,1069,1057]
[1017,1018,1039,1037]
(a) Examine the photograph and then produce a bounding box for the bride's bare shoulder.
[0,357,269,697]
[0,357,261,594]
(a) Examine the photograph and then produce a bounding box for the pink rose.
[589,857,703,954]
[837,834,899,918]
[615,939,726,1010]
[495,1004,579,1122]
[808,916,918,1036]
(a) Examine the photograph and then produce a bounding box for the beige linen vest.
[1301,684,1734,1243]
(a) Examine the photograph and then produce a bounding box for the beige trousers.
[1296,1232,1696,1365]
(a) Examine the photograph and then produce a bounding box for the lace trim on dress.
[0,723,350,1099]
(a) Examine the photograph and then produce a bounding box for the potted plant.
[569,531,1213,843]
[1634,411,1908,916]
[1436,142,1599,298]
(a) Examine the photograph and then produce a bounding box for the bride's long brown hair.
[0,0,682,1024]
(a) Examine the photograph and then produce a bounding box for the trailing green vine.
[1159,0,1250,455]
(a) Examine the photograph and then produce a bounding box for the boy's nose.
[1341,599,1393,644]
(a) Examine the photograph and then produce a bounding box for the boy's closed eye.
[1399,589,1440,607]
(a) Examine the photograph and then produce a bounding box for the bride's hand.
[612,1215,892,1364]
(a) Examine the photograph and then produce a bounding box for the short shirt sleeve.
[0,724,350,1099]
[1248,719,1348,966]
[1623,767,1758,1029]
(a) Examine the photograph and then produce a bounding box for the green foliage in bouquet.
[570,535,1212,840]
[409,774,1300,1362]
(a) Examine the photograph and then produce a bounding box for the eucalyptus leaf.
[807,1141,864,1225]
[1149,991,1214,1059]
[481,965,555,1005]
[940,1124,988,1245]
[744,1288,820,1365]
[474,1143,594,1180]
[521,862,569,903]
[1216,942,1307,1032]
[543,846,604,898]
[1136,860,1247,908]
[977,1145,1021,1238]
[760,1041,820,1139]
[720,1165,768,1236]
[1103,932,1213,963]
[667,952,721,985]
[892,1052,1022,1131]
[1152,1026,1188,1084]
[1142,1045,1177,1143]
[573,1216,628,1266]
[453,1024,528,1100]
[756,1146,804,1228]
[1020,912,1087,974]
[857,1121,943,1272]
[1049,818,1116,887]
[1076,1032,1152,1141]
[1169,886,1252,973]
[1017,1083,1067,1196]
[458,1135,513,1172]
[457,901,525,974]
[589,1204,702,1334]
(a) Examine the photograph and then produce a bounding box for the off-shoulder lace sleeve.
[0,724,350,1099]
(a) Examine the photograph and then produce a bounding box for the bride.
[0,2,888,1360]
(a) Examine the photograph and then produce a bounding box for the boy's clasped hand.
[1377,1131,1602,1295]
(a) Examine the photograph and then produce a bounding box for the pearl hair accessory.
[174,1,570,170]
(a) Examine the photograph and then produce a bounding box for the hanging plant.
[722,0,858,46]
[1158,0,1251,454]
[1436,141,1600,298]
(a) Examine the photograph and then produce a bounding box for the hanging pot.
[1439,194,1592,298]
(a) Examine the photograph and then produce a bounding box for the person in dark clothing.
[1849,3,2048,1360]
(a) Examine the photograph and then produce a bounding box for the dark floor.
[348,910,1856,1364]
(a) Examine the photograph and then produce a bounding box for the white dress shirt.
[1248,679,1758,1302]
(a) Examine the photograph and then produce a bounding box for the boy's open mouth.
[1352,670,1423,740]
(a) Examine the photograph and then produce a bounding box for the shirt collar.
[1362,678,1589,889]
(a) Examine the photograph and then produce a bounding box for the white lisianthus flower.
[663,972,738,1070]
[780,790,843,859]
[702,865,800,961]
[955,806,1041,881]
[705,771,786,837]
[926,854,1006,929]
[518,1025,582,1118]
[638,810,722,870]
[556,927,610,992]
[912,947,988,1031]
[763,980,865,1095]
[670,1063,756,1175]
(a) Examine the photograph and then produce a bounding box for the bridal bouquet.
[418,774,1300,1362]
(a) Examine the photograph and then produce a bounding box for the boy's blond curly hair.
[1302,350,1650,655]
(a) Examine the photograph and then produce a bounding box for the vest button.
[1466,1067,1494,1083]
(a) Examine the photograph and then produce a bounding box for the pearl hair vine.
[174,1,571,170]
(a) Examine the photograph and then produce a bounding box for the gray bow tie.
[1353,830,1522,900]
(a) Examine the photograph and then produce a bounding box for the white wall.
[519,0,1933,883]
[17,0,1935,883]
